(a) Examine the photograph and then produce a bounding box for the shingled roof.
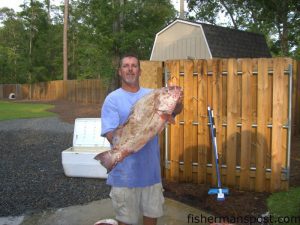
[150,19,271,60]
[200,22,272,58]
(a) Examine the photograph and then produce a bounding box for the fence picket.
[256,58,269,192]
[211,59,223,186]
[226,59,238,186]
[167,61,181,182]
[271,58,285,192]
[240,59,253,190]
[197,60,208,184]
[183,60,194,181]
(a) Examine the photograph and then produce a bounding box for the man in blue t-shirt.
[101,53,182,225]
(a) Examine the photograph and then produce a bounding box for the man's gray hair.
[119,53,140,69]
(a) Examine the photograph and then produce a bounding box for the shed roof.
[200,22,271,58]
[151,19,271,59]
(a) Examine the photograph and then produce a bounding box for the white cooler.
[62,118,110,178]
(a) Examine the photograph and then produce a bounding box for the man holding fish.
[96,53,183,225]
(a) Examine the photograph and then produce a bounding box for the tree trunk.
[28,0,33,83]
[220,0,238,29]
[280,2,289,56]
[63,0,69,80]
[179,0,184,19]
[109,0,124,92]
[45,0,51,23]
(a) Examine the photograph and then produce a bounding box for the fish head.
[156,86,183,114]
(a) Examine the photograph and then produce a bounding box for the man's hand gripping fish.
[94,86,183,173]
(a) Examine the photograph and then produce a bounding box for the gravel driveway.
[0,117,110,217]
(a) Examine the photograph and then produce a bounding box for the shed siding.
[151,23,211,60]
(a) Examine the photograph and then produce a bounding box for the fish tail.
[94,150,117,173]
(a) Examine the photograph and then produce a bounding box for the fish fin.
[158,123,166,134]
[112,126,123,147]
[94,150,117,173]
[160,114,175,124]
[168,115,175,124]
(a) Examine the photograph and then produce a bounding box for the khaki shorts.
[109,183,164,224]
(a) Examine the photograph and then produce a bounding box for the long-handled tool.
[207,106,229,201]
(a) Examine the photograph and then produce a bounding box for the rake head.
[208,188,229,201]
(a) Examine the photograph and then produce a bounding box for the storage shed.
[150,19,271,60]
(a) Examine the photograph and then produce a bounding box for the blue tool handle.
[208,106,222,188]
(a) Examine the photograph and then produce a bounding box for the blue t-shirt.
[101,87,161,187]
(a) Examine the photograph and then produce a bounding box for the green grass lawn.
[0,101,56,121]
[267,187,300,224]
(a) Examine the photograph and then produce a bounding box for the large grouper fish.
[94,85,183,173]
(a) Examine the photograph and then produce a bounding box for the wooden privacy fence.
[163,58,297,192]
[0,84,23,99]
[0,58,299,192]
[0,61,163,104]
[0,79,107,104]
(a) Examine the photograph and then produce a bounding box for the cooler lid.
[73,118,111,148]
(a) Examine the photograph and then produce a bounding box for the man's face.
[119,56,141,86]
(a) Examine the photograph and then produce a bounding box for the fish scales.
[94,86,182,172]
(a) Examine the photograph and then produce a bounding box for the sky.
[0,1,229,27]
[0,0,63,11]
[0,0,185,12]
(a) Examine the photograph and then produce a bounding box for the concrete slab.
[15,198,211,225]
[0,216,24,225]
